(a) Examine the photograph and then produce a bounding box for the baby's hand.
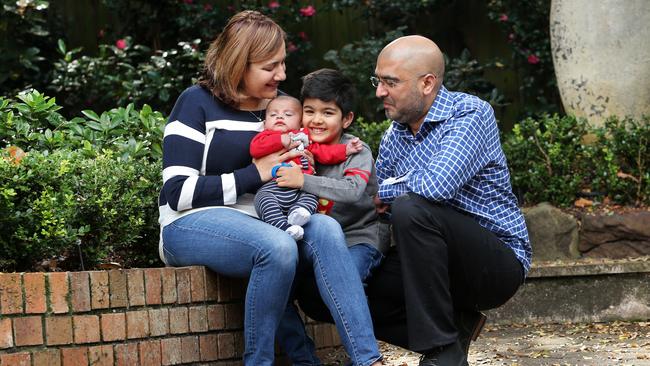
[345,137,363,156]
[282,133,299,149]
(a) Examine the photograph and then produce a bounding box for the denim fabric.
[348,243,384,283]
[161,208,298,366]
[276,214,382,366]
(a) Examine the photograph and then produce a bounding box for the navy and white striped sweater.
[159,85,266,227]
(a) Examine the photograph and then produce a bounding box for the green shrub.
[0,149,161,272]
[348,117,391,157]
[502,114,591,206]
[503,114,650,207]
[0,90,164,162]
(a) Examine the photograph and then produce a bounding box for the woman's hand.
[276,162,304,188]
[253,150,303,182]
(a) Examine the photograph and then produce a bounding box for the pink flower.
[527,54,540,64]
[203,3,213,11]
[508,33,515,42]
[299,5,316,17]
[287,42,298,53]
[115,39,127,50]
[498,13,508,22]
[268,1,280,9]
[298,31,308,41]
[182,0,193,4]
[98,29,105,38]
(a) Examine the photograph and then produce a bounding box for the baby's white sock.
[286,225,304,240]
[288,207,311,227]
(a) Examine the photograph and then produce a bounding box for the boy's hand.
[346,137,363,156]
[276,162,304,188]
[373,194,391,215]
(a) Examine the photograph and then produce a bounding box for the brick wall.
[0,267,341,365]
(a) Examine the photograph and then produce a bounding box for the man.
[367,35,532,366]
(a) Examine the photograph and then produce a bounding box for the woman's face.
[241,44,287,106]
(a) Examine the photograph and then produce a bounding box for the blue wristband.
[271,162,292,179]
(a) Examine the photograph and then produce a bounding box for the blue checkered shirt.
[376,86,532,274]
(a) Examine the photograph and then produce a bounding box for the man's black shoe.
[455,310,487,355]
[418,340,467,366]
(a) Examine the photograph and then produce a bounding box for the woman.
[158,10,382,366]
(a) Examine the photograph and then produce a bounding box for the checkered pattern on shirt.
[375,86,532,274]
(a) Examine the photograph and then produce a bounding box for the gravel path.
[320,321,650,365]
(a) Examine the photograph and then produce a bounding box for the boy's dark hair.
[300,68,356,116]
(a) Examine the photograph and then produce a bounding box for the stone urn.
[550,0,650,126]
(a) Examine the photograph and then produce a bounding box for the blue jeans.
[276,215,383,366]
[161,208,298,366]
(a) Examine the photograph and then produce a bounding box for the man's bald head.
[379,35,445,81]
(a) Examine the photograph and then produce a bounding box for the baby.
[250,95,362,239]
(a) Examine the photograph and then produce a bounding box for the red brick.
[148,308,169,337]
[61,347,88,366]
[189,305,208,333]
[47,272,69,314]
[161,268,177,304]
[127,269,146,306]
[160,337,182,365]
[69,272,90,312]
[169,307,189,334]
[207,304,225,331]
[0,318,13,349]
[199,334,219,361]
[24,272,46,313]
[139,340,162,366]
[175,268,191,304]
[181,335,200,363]
[233,331,244,358]
[32,349,61,366]
[217,333,235,359]
[13,316,43,346]
[189,266,206,302]
[115,343,138,366]
[108,270,128,308]
[89,271,110,309]
[0,352,30,366]
[144,268,162,305]
[88,345,113,366]
[224,303,243,330]
[216,275,232,302]
[0,273,23,314]
[204,270,219,301]
[73,315,100,343]
[126,309,150,339]
[45,316,73,345]
[100,312,125,342]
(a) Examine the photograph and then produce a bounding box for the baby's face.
[264,99,302,132]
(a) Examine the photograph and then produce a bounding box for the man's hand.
[276,162,304,188]
[346,137,363,156]
[373,194,391,215]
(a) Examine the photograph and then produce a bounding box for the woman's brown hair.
[199,10,286,107]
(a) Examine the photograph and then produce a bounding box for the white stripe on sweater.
[162,166,199,184]
[178,176,199,210]
[205,119,264,132]
[164,121,205,144]
[222,173,237,205]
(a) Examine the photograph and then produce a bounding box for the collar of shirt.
[391,85,455,139]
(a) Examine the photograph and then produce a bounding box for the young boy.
[275,69,390,283]
[250,95,362,240]
[274,68,390,364]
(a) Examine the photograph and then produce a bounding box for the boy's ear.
[342,111,354,129]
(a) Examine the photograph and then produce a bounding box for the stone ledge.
[490,258,650,325]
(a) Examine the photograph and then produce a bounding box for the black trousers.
[296,193,524,353]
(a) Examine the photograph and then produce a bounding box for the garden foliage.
[503,115,650,207]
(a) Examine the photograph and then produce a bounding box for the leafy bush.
[348,117,391,157]
[502,114,590,206]
[0,90,164,162]
[502,114,650,207]
[49,39,203,116]
[0,0,62,95]
[0,149,161,272]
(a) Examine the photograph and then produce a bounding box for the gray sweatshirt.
[302,134,390,254]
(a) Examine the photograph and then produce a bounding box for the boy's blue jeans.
[277,241,384,366]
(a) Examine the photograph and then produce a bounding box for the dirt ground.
[320,321,650,366]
